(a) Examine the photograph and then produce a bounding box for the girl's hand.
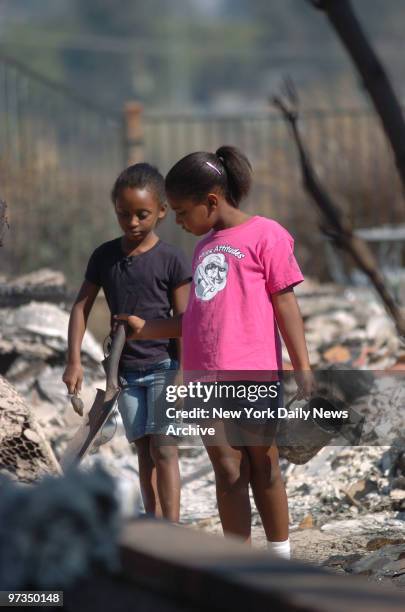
[114,314,145,338]
[294,369,316,401]
[173,368,184,409]
[62,363,84,395]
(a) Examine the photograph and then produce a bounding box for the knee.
[150,442,178,465]
[252,455,282,486]
[213,456,249,489]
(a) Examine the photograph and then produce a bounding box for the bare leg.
[203,433,251,542]
[246,444,289,541]
[150,435,180,522]
[134,436,162,518]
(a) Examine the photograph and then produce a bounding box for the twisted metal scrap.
[0,375,61,482]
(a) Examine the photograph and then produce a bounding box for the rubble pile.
[280,397,405,588]
[1,270,405,586]
[0,270,141,512]
[285,444,405,527]
[289,279,405,369]
[0,269,67,307]
[0,299,103,400]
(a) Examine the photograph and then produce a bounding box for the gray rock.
[5,302,102,362]
[347,544,405,578]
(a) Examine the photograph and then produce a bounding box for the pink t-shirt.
[182,216,304,372]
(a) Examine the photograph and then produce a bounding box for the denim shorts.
[118,359,179,442]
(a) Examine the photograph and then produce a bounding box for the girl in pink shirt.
[116,146,315,559]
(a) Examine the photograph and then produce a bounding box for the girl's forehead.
[116,187,161,210]
[168,197,194,210]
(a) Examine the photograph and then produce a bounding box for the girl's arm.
[63,280,100,394]
[172,281,191,366]
[272,286,315,398]
[114,282,189,341]
[114,313,183,339]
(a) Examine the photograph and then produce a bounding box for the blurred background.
[1,0,404,285]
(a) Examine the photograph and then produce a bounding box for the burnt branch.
[0,200,9,247]
[272,81,405,336]
[308,0,405,202]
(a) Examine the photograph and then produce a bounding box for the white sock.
[267,538,291,560]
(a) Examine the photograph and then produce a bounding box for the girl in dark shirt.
[63,163,191,521]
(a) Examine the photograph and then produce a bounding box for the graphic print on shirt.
[194,244,246,302]
[195,253,228,301]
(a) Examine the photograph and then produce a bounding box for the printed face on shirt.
[195,253,228,301]
[168,197,215,236]
[114,187,166,243]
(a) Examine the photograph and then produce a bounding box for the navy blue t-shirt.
[85,238,191,371]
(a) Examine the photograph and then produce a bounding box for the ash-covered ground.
[1,271,405,589]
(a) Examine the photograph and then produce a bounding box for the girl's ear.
[207,193,219,211]
[158,203,168,219]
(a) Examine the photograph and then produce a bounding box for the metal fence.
[0,54,125,284]
[1,52,404,284]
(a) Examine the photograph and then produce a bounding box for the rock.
[70,395,84,417]
[304,315,341,345]
[366,315,398,348]
[390,489,405,510]
[1,302,103,364]
[5,358,47,394]
[322,345,351,364]
[323,553,363,570]
[320,515,405,535]
[390,490,405,501]
[7,269,66,290]
[347,544,405,578]
[346,479,377,501]
[0,298,104,403]
[392,476,405,489]
[298,514,314,529]
[0,269,68,307]
[295,283,403,369]
[367,537,405,551]
[37,366,73,405]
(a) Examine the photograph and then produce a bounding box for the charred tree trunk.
[310,0,405,199]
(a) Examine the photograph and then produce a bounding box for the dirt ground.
[177,449,405,591]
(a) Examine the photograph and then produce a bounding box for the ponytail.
[215,146,252,207]
[165,145,252,208]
